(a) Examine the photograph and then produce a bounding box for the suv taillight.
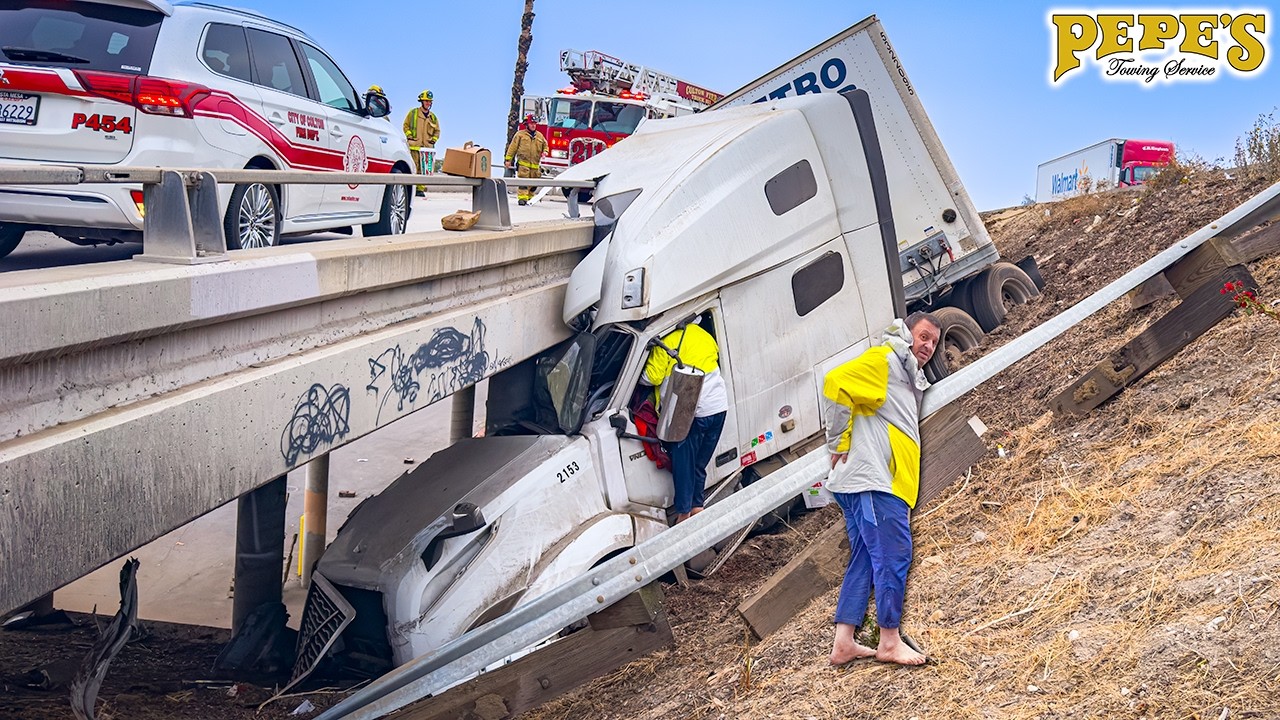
[73,71,211,118]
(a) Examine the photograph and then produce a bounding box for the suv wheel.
[0,224,25,259]
[362,170,411,237]
[224,182,280,249]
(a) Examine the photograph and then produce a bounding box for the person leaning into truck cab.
[823,312,939,667]
[639,317,728,524]
[505,114,548,206]
[403,90,441,196]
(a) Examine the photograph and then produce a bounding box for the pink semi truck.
[1035,138,1174,202]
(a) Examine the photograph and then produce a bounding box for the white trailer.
[1035,139,1120,202]
[712,15,1010,320]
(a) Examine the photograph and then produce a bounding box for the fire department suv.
[0,0,414,258]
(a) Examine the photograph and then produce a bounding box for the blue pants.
[833,490,913,629]
[665,412,726,514]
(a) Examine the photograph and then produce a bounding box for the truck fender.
[519,513,636,602]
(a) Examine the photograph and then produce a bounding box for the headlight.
[552,149,568,159]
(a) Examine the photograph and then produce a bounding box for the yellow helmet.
[368,84,385,95]
[418,90,434,101]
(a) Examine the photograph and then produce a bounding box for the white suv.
[0,0,414,258]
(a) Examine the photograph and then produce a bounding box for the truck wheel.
[924,306,984,381]
[363,169,411,237]
[967,262,1038,332]
[1015,255,1045,292]
[224,181,280,249]
[0,223,25,259]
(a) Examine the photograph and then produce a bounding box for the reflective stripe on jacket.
[822,330,926,507]
[403,108,439,147]
[505,130,547,165]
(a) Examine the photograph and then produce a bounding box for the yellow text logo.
[1049,9,1269,84]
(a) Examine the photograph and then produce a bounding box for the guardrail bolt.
[538,677,552,690]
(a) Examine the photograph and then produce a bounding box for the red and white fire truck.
[521,49,722,175]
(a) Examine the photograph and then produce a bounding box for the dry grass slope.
[524,173,1280,720]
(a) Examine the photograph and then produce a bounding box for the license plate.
[0,91,39,126]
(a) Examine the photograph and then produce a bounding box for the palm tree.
[506,0,536,157]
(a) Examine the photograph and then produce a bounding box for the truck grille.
[288,574,356,691]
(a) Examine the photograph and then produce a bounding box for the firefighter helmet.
[368,84,385,96]
[523,113,536,124]
[418,90,433,101]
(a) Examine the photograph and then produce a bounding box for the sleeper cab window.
[765,158,818,216]
[792,251,844,317]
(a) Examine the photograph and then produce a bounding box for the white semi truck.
[294,17,1035,682]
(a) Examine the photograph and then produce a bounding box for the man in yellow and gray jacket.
[505,113,548,206]
[403,90,440,196]
[822,312,939,667]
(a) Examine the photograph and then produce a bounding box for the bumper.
[0,184,142,232]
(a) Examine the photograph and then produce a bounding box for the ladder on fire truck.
[559,49,719,110]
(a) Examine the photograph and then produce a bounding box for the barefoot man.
[822,312,939,666]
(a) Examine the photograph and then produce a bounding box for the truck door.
[614,302,740,510]
[718,240,870,468]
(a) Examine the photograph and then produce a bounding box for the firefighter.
[505,113,548,206]
[403,90,440,196]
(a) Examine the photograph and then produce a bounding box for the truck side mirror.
[609,413,628,434]
[449,502,484,534]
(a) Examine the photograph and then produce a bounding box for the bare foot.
[829,641,877,665]
[675,512,690,524]
[690,506,704,516]
[829,622,877,665]
[875,627,927,666]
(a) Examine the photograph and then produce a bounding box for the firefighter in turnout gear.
[505,113,548,205]
[403,90,440,196]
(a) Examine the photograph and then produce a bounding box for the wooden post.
[398,586,673,720]
[1053,264,1256,416]
[736,404,988,640]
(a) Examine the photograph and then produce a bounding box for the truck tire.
[0,223,25,259]
[1015,255,1045,292]
[363,168,411,237]
[923,306,984,382]
[967,262,1038,332]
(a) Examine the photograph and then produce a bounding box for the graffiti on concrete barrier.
[280,383,352,464]
[366,317,508,423]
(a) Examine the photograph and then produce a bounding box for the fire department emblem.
[345,135,367,189]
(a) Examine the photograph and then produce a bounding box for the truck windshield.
[549,98,592,130]
[592,101,644,134]
[1130,166,1160,183]
[0,0,163,75]
[536,333,596,434]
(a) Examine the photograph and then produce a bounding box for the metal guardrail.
[0,164,595,265]
[316,177,1280,720]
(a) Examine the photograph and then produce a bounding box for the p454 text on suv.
[0,0,414,258]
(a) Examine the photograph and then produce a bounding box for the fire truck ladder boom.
[559,49,702,104]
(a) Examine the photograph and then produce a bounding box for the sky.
[232,0,1276,210]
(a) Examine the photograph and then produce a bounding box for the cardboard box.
[441,141,492,178]
[802,479,833,509]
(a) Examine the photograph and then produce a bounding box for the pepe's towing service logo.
[1049,10,1269,84]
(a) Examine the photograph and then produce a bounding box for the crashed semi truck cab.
[299,89,982,678]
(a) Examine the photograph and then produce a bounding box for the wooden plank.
[399,605,673,720]
[1164,223,1280,299]
[588,585,663,631]
[1212,221,1280,266]
[737,519,848,640]
[918,403,988,508]
[1127,273,1176,309]
[736,406,988,639]
[1053,265,1256,416]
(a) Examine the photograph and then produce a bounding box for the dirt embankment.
[523,172,1280,719]
[3,172,1278,720]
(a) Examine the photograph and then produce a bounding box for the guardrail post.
[472,179,512,231]
[136,170,228,265]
